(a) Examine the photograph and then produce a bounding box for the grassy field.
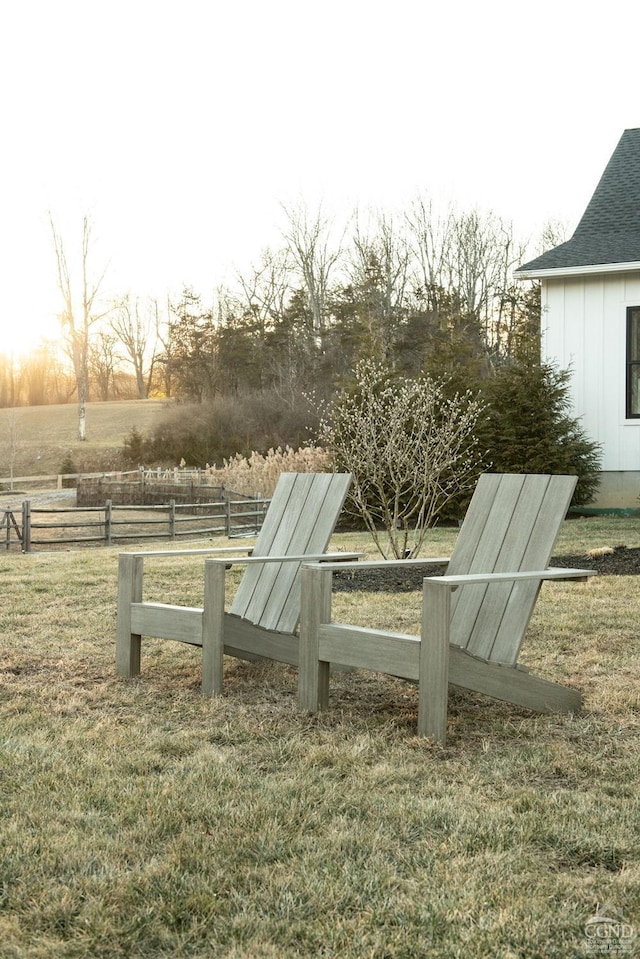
[1,519,639,958]
[1,400,169,479]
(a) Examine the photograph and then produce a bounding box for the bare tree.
[1,407,21,489]
[538,218,569,254]
[154,295,180,398]
[89,330,119,400]
[110,294,159,398]
[347,209,411,359]
[233,249,314,402]
[20,343,63,406]
[235,247,294,334]
[448,210,507,318]
[281,202,342,342]
[406,195,456,311]
[0,353,18,408]
[407,198,526,359]
[49,214,109,439]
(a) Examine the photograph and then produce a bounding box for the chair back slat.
[447,474,576,664]
[247,474,296,554]
[230,472,351,633]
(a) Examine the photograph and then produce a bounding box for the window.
[626,307,640,418]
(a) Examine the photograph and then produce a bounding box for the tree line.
[155,202,545,406]
[0,201,559,416]
[1,202,601,509]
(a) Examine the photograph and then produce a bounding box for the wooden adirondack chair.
[116,472,358,694]
[298,473,596,744]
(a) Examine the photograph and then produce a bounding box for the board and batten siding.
[541,271,640,509]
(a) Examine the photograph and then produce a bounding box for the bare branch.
[49,212,109,440]
[319,361,485,558]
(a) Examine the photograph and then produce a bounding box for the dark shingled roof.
[516,128,640,274]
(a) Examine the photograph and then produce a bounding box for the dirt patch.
[332,546,640,593]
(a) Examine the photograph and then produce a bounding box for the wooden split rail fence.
[0,496,270,553]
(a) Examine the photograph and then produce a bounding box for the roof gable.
[516,128,640,276]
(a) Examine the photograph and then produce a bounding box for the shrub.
[59,453,77,488]
[121,427,145,467]
[121,389,319,469]
[319,360,484,558]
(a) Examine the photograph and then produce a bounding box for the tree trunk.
[77,364,89,441]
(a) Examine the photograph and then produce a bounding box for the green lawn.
[0,520,639,958]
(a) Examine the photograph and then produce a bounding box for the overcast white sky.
[1,0,639,356]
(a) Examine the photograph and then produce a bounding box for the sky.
[1,0,639,358]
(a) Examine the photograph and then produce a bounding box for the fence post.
[169,499,176,540]
[4,510,22,551]
[225,496,231,537]
[22,500,31,553]
[105,499,113,546]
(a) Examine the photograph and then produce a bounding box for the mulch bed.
[552,546,640,577]
[332,546,640,593]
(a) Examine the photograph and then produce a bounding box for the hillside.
[1,399,171,480]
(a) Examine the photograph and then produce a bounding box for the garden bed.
[332,545,640,592]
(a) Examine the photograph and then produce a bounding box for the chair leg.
[418,580,452,744]
[202,560,226,697]
[298,566,332,712]
[116,554,143,677]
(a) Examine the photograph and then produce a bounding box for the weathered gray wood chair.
[299,473,596,744]
[117,472,358,694]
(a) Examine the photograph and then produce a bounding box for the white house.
[515,127,640,512]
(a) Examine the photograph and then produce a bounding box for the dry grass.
[2,400,169,479]
[0,521,639,957]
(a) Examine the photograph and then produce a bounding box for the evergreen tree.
[163,288,217,402]
[476,359,602,506]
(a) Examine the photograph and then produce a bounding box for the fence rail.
[0,467,244,495]
[0,471,100,490]
[1,496,270,552]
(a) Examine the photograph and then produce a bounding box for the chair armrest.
[206,551,365,567]
[302,557,451,572]
[121,546,255,559]
[428,567,596,588]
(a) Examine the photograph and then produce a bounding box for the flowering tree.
[320,361,485,558]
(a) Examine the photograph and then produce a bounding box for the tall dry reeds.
[203,445,332,496]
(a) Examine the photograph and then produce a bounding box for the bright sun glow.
[2,3,638,377]
[5,313,62,362]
